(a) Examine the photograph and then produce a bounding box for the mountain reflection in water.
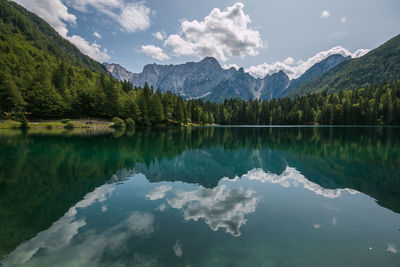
[0,126,399,266]
[2,166,366,266]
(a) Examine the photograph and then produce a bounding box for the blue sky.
[14,0,400,78]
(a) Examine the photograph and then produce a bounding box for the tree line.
[1,58,400,126]
[1,0,399,126]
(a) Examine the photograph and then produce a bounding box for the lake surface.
[0,126,399,266]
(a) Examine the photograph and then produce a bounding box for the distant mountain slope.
[205,69,291,102]
[105,54,347,102]
[131,57,236,98]
[260,71,291,100]
[0,0,107,73]
[205,68,261,102]
[103,62,133,82]
[292,34,400,96]
[279,54,349,98]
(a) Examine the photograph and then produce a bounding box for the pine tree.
[0,72,25,111]
[149,94,164,123]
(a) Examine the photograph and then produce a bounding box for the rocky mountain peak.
[104,53,349,102]
[200,56,220,66]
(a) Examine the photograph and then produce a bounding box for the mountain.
[105,57,238,99]
[279,54,349,98]
[292,34,400,96]
[103,62,133,82]
[261,71,291,100]
[204,69,290,102]
[105,59,291,101]
[0,0,121,117]
[105,55,345,102]
[0,0,107,74]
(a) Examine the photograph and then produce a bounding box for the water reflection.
[167,185,258,237]
[3,183,115,266]
[2,165,399,266]
[146,185,173,200]
[235,167,359,199]
[0,126,399,265]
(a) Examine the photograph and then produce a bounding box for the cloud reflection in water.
[2,184,155,266]
[231,167,359,198]
[167,185,258,237]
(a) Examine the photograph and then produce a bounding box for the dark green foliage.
[173,97,184,123]
[293,34,400,96]
[126,118,135,129]
[149,94,164,122]
[217,81,400,125]
[62,119,70,123]
[19,113,29,129]
[0,72,25,111]
[0,0,399,126]
[64,122,74,130]
[112,117,125,129]
[0,0,107,74]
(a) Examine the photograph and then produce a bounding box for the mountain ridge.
[279,54,350,97]
[104,54,347,101]
[292,34,400,96]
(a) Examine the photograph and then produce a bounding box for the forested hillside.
[0,0,114,117]
[212,81,400,125]
[0,0,399,126]
[292,34,400,96]
[0,0,107,73]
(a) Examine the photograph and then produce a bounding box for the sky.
[13,0,400,79]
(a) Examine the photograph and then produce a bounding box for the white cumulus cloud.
[66,0,151,33]
[14,0,76,37]
[246,46,370,79]
[153,31,166,41]
[66,0,124,12]
[66,35,110,62]
[320,10,331,19]
[116,2,150,33]
[141,45,170,61]
[283,57,294,65]
[222,63,240,70]
[13,0,110,62]
[164,2,263,62]
[93,31,102,38]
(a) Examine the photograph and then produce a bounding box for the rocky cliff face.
[103,63,133,82]
[260,71,291,100]
[104,54,346,101]
[129,57,236,98]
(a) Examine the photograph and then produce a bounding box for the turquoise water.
[0,127,399,266]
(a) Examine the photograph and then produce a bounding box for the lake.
[0,126,399,266]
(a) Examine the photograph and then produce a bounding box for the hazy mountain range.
[105,32,400,102]
[104,54,348,101]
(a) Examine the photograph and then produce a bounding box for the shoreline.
[0,119,213,131]
[0,120,398,131]
[0,119,113,130]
